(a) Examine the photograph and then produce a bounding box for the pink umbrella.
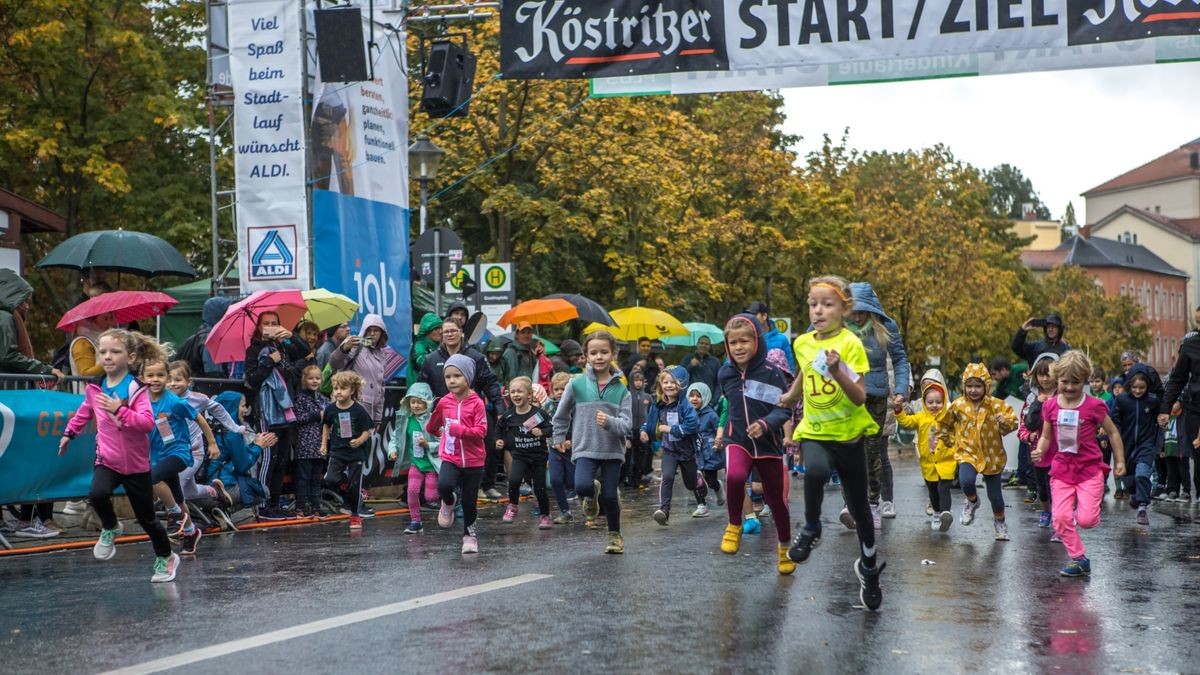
[204,290,307,364]
[57,291,178,332]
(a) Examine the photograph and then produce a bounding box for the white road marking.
[101,573,553,674]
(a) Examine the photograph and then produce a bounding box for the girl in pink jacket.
[60,329,178,583]
[427,354,488,554]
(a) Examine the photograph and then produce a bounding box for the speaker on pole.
[314,8,369,82]
[421,39,476,118]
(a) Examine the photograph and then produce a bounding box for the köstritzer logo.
[1068,0,1200,45]
[249,226,297,281]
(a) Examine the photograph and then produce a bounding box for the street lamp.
[408,134,444,235]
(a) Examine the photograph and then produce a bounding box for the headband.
[812,282,851,303]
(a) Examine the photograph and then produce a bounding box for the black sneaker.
[256,506,287,522]
[179,528,202,556]
[855,558,886,611]
[787,528,821,563]
[359,504,376,518]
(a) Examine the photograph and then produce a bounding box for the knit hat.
[445,354,476,383]
[687,382,712,409]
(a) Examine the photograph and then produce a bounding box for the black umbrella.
[36,229,197,279]
[543,293,614,326]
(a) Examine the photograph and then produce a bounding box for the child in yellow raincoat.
[895,379,956,532]
[942,362,1018,540]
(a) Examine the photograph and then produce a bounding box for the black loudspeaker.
[421,40,476,117]
[314,8,369,82]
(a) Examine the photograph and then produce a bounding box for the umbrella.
[498,298,579,328]
[56,291,179,332]
[205,290,307,363]
[584,307,689,341]
[542,293,614,326]
[36,229,197,278]
[301,289,359,330]
[661,322,726,347]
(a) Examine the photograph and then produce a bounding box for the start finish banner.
[501,0,1200,80]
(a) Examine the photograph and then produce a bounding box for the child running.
[1034,350,1126,577]
[552,330,632,554]
[60,329,178,582]
[142,356,203,555]
[544,372,576,523]
[781,276,886,610]
[320,371,373,530]
[1110,370,1159,526]
[1017,353,1059,537]
[166,361,238,518]
[894,377,956,532]
[429,354,488,553]
[649,366,701,525]
[292,364,329,518]
[943,362,1018,540]
[389,383,438,534]
[690,382,724,516]
[497,376,554,529]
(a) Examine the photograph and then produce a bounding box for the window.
[1121,284,1127,296]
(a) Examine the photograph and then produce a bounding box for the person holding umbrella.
[68,312,117,377]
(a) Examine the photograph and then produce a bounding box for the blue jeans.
[958,463,1005,518]
[549,448,574,513]
[1132,460,1154,507]
[1016,441,1035,486]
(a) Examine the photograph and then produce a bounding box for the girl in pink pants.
[1034,351,1126,578]
[388,383,440,534]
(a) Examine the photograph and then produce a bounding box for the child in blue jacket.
[689,382,723,517]
[648,366,700,526]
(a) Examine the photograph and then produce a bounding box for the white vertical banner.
[228,0,310,293]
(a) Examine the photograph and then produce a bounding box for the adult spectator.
[406,312,442,386]
[316,322,349,370]
[623,337,658,392]
[330,314,405,427]
[551,339,584,374]
[1160,331,1200,498]
[0,269,64,538]
[1011,313,1069,365]
[685,336,721,395]
[498,322,537,384]
[445,301,470,329]
[748,300,793,372]
[68,312,117,377]
[295,320,321,358]
[988,357,1027,400]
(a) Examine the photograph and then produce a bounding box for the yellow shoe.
[777,545,796,575]
[720,524,742,554]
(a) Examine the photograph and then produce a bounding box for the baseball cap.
[745,301,770,315]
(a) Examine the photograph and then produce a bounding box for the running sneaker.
[605,531,624,554]
[349,516,363,530]
[938,511,953,532]
[14,518,59,539]
[1136,507,1149,526]
[211,508,236,531]
[961,499,979,526]
[438,496,456,528]
[1023,491,1037,505]
[63,500,88,515]
[519,484,533,497]
[210,479,233,508]
[151,552,180,583]
[760,504,773,519]
[930,515,940,531]
[880,501,896,519]
[179,527,202,556]
[994,519,1009,541]
[484,488,503,501]
[404,520,424,534]
[582,480,601,521]
[692,504,710,518]
[166,509,186,535]
[502,504,519,523]
[855,558,886,611]
[1177,493,1192,503]
[256,506,288,522]
[462,534,479,554]
[742,516,761,535]
[1038,511,1052,528]
[653,509,669,526]
[777,545,796,575]
[93,523,124,560]
[831,473,841,486]
[925,502,934,516]
[1114,489,1128,500]
[839,507,856,530]
[716,480,726,506]
[1060,557,1090,577]
[1004,474,1022,488]
[787,528,821,563]
[538,515,553,529]
[359,504,376,518]
[1157,492,1172,501]
[553,511,573,525]
[721,523,742,554]
[1049,530,1062,543]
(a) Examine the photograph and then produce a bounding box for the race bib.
[744,380,783,405]
[338,412,353,438]
[522,413,543,432]
[1057,409,1080,455]
[155,415,175,444]
[412,431,425,458]
[444,418,459,453]
[812,349,831,378]
[666,412,680,441]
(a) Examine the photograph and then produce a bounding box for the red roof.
[1020,248,1067,271]
[1083,137,1200,197]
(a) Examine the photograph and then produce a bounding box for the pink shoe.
[437,497,456,528]
[502,503,519,523]
[461,534,479,554]
[538,515,552,529]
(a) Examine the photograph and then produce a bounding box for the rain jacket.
[331,313,406,423]
[406,312,442,386]
[848,282,912,399]
[1161,333,1200,414]
[257,361,297,429]
[895,380,955,481]
[1011,313,1070,365]
[552,363,633,462]
[65,376,155,475]
[427,390,488,468]
[647,366,698,459]
[389,383,440,474]
[244,332,310,399]
[292,388,328,460]
[499,337,536,385]
[716,314,792,458]
[0,270,52,375]
[208,391,267,508]
[1110,389,1160,466]
[942,363,1018,475]
[689,383,723,471]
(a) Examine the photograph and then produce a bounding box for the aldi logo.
[249,225,298,281]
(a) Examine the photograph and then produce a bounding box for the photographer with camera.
[1012,313,1070,366]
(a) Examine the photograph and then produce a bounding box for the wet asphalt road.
[3,456,1200,674]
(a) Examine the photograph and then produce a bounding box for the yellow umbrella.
[302,289,359,330]
[584,306,689,341]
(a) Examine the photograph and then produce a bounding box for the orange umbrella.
[498,298,579,328]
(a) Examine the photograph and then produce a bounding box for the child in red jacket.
[428,354,488,554]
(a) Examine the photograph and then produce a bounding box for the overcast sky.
[780,62,1200,223]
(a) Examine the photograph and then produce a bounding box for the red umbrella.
[204,290,307,364]
[57,291,178,332]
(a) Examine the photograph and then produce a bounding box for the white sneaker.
[437,496,456,528]
[838,507,856,529]
[925,501,934,516]
[961,499,979,526]
[692,504,710,518]
[930,515,940,531]
[14,518,59,539]
[461,534,479,554]
[151,552,180,583]
[938,511,953,532]
[63,500,88,515]
[880,501,896,519]
[93,523,124,560]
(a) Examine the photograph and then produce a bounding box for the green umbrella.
[661,322,725,347]
[36,229,197,279]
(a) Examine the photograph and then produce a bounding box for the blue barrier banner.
[0,391,98,504]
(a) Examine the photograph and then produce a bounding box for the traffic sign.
[446,262,512,296]
[410,227,462,288]
[773,317,792,338]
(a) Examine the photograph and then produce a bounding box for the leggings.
[574,457,622,533]
[925,479,953,513]
[1033,465,1052,506]
[509,456,550,515]
[864,396,894,504]
[549,448,574,513]
[406,467,439,522]
[659,454,698,513]
[151,455,188,506]
[259,426,295,508]
[438,463,485,535]
[725,444,791,543]
[699,469,721,505]
[179,449,216,502]
[959,463,1005,518]
[89,465,172,558]
[801,439,874,564]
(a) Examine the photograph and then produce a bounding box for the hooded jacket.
[0,270,52,375]
[331,313,405,423]
[943,362,1018,475]
[848,282,912,399]
[896,380,956,481]
[1011,313,1070,365]
[406,312,443,386]
[499,336,537,385]
[647,366,699,459]
[686,348,722,397]
[717,314,792,458]
[208,391,267,507]
[426,387,488,468]
[389,382,440,474]
[1161,333,1200,414]
[65,376,155,475]
[1110,387,1160,465]
[688,383,723,471]
[419,342,503,410]
[552,363,633,462]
